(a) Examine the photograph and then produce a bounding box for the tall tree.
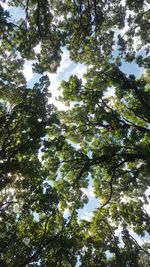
[44,63,150,265]
[0,0,150,266]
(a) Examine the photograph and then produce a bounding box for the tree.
[0,0,64,73]
[54,0,150,65]
[0,0,150,266]
[0,36,80,266]
[3,1,150,70]
[45,62,150,265]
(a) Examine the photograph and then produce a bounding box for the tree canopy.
[0,0,150,266]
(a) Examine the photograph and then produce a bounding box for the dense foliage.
[0,0,150,266]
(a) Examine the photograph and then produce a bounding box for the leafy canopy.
[0,0,150,266]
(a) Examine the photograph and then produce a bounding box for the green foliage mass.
[0,0,150,266]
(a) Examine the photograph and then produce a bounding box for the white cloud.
[82,186,95,199]
[48,48,87,110]
[114,225,148,248]
[67,63,87,80]
[57,48,71,73]
[48,73,67,111]
[128,228,146,246]
[104,87,116,98]
[79,210,93,221]
[115,226,124,247]
[23,61,33,81]
[34,43,41,54]
[56,48,87,81]
[63,208,70,219]
[1,1,10,10]
[89,187,95,198]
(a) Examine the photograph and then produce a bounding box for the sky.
[23,46,150,247]
[23,47,150,263]
[2,1,150,264]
